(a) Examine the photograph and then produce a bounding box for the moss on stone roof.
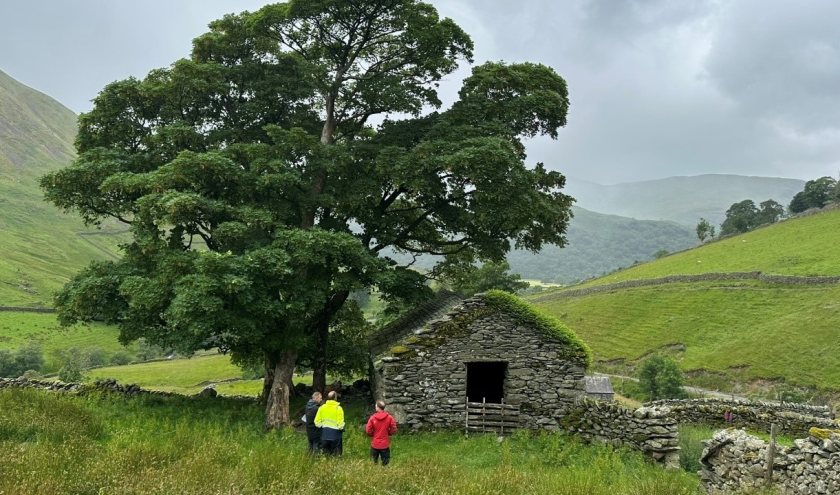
[482,290,592,367]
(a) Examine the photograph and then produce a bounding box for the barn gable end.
[370,291,591,431]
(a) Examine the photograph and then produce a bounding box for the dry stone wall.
[0,377,225,400]
[700,428,840,494]
[533,272,840,301]
[646,398,837,437]
[0,306,56,313]
[562,398,681,468]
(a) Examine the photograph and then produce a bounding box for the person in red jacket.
[365,400,397,466]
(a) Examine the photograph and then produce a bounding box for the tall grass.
[0,389,702,494]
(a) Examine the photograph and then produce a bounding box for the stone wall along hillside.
[647,398,837,437]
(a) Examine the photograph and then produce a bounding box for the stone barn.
[583,375,614,402]
[368,290,592,432]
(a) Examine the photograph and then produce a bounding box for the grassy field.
[0,388,703,495]
[578,208,840,287]
[531,280,840,393]
[86,354,262,396]
[0,311,130,371]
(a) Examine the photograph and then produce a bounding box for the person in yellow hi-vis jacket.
[314,390,345,455]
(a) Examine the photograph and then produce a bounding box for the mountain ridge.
[564,173,806,227]
[0,68,76,178]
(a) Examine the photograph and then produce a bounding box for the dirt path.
[593,372,749,401]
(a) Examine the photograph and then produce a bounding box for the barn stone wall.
[700,428,840,494]
[371,296,587,431]
[562,398,681,468]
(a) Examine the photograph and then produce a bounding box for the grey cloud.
[705,0,840,132]
[1,0,838,183]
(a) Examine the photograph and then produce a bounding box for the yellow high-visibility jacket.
[314,400,345,430]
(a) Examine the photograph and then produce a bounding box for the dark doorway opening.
[466,361,507,403]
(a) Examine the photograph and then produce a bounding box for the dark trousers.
[371,447,391,466]
[322,437,343,456]
[307,435,320,454]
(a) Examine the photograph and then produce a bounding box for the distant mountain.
[508,207,697,284]
[565,174,806,227]
[0,69,76,179]
[386,206,697,284]
[0,69,125,307]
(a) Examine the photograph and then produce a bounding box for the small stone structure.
[646,397,838,437]
[369,291,592,431]
[583,375,614,401]
[563,398,680,468]
[700,428,840,494]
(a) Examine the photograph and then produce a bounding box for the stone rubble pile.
[700,428,840,494]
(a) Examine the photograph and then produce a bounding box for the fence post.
[501,398,505,436]
[764,423,778,486]
[465,397,469,434]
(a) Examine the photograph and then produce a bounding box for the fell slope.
[586,208,840,286]
[0,69,125,306]
[508,206,697,284]
[529,208,840,393]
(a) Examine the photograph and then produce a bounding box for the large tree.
[789,176,837,214]
[719,199,759,236]
[41,0,573,429]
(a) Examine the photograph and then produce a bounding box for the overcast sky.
[2,0,839,184]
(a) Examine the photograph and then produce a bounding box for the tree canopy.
[637,355,685,401]
[719,198,784,236]
[695,218,715,242]
[789,176,837,214]
[41,0,574,428]
[438,260,529,297]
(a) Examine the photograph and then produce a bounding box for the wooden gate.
[465,398,521,434]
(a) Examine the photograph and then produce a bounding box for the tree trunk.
[312,320,329,394]
[264,350,297,431]
[260,354,276,406]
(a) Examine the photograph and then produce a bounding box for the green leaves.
[637,355,686,401]
[455,62,570,139]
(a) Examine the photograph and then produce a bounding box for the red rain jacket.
[365,410,397,449]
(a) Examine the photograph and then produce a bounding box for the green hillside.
[508,206,697,283]
[586,207,840,286]
[529,208,840,397]
[0,311,132,372]
[0,69,126,307]
[392,206,698,284]
[86,354,262,396]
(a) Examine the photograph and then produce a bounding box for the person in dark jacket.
[304,391,323,454]
[365,400,398,466]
